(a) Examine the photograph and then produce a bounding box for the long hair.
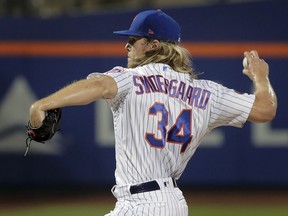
[133,40,197,80]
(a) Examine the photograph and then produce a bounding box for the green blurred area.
[0,203,288,216]
[1,189,287,216]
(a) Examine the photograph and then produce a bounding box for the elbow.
[249,103,277,123]
[249,93,278,123]
[255,106,277,123]
[261,108,276,122]
[263,98,278,122]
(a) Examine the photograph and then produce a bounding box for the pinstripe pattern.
[105,178,188,216]
[88,63,255,215]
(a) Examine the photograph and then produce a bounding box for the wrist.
[253,76,269,85]
[30,101,45,113]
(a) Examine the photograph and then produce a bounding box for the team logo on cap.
[148,29,154,35]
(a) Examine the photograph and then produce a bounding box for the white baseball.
[242,57,249,68]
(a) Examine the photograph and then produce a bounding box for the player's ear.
[150,39,160,50]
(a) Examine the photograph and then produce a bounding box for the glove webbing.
[24,124,45,157]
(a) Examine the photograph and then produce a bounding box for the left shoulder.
[107,66,125,74]
[87,66,126,79]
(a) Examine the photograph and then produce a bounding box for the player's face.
[125,36,154,68]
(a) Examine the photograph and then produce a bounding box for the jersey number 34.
[145,103,193,153]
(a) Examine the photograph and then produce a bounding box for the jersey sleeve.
[208,81,255,129]
[87,66,133,111]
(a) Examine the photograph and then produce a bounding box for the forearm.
[243,50,278,122]
[32,79,101,111]
[29,76,117,128]
[250,77,277,122]
[32,76,116,111]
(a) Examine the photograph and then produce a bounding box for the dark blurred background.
[0,0,270,18]
[0,0,287,199]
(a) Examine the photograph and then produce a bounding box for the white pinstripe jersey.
[88,63,255,186]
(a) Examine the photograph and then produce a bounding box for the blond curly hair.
[131,39,197,80]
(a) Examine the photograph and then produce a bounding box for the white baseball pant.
[105,178,188,216]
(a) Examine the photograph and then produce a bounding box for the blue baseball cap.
[113,10,181,44]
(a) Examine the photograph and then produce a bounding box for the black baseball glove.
[25,108,62,156]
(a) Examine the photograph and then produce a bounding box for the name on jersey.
[133,75,211,109]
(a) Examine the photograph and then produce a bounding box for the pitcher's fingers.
[250,50,259,59]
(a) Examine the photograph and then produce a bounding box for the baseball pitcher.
[28,10,277,216]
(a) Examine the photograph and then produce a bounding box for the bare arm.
[243,50,277,122]
[29,75,117,128]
